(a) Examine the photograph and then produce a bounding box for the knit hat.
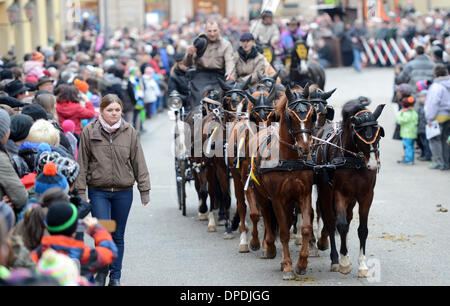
[45,202,78,236]
[26,74,39,84]
[31,51,45,62]
[74,78,89,94]
[9,114,33,142]
[395,83,413,97]
[0,109,11,139]
[34,162,69,196]
[36,249,80,286]
[61,120,75,134]
[416,79,430,93]
[22,104,51,121]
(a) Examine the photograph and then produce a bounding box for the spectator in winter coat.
[395,45,435,93]
[424,64,450,170]
[55,85,96,139]
[167,53,189,105]
[0,110,28,216]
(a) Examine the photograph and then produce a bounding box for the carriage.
[169,90,191,216]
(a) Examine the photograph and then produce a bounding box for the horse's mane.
[274,94,288,118]
[341,100,366,124]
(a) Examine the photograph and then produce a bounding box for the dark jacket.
[395,55,435,91]
[168,68,189,103]
[0,146,28,214]
[5,140,30,178]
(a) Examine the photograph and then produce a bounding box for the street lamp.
[24,0,37,22]
[7,1,20,25]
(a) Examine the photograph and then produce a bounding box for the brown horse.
[184,87,231,233]
[226,83,279,252]
[245,85,317,280]
[313,98,385,277]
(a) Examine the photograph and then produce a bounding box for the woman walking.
[75,94,151,286]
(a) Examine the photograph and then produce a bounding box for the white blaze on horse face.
[300,60,308,74]
[300,121,308,145]
[367,150,378,171]
[237,102,243,113]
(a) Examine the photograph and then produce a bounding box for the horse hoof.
[282,271,296,281]
[260,250,276,259]
[208,226,216,232]
[295,265,307,276]
[223,232,234,240]
[198,213,208,221]
[217,219,226,226]
[239,244,249,253]
[317,239,330,251]
[330,264,340,272]
[358,268,369,278]
[250,242,260,251]
[339,264,351,275]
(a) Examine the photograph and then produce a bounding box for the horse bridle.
[222,89,249,113]
[351,110,384,172]
[285,99,315,136]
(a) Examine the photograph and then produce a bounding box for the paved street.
[118,67,450,286]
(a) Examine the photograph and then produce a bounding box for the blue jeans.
[352,48,362,72]
[402,138,415,163]
[88,188,133,280]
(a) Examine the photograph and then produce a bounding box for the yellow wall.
[0,0,62,62]
[0,0,15,56]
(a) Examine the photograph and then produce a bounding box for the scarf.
[238,46,258,63]
[99,115,122,134]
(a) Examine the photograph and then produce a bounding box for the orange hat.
[31,51,45,62]
[74,78,89,94]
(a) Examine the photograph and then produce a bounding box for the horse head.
[248,85,277,124]
[278,85,317,158]
[342,98,386,171]
[255,70,280,92]
[308,87,337,127]
[219,77,252,114]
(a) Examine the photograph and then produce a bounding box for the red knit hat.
[31,51,45,62]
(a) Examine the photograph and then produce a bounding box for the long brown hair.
[100,94,123,112]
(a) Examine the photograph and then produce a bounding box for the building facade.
[1,0,63,62]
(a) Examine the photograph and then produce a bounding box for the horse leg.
[357,191,374,278]
[259,202,277,259]
[231,171,249,251]
[196,173,209,221]
[308,206,319,257]
[206,166,217,232]
[245,187,261,251]
[271,198,296,280]
[295,192,312,276]
[335,192,351,274]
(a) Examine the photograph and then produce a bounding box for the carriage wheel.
[179,159,187,216]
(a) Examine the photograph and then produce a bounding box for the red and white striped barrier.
[360,38,414,67]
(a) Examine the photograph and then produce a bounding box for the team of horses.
[180,73,386,280]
